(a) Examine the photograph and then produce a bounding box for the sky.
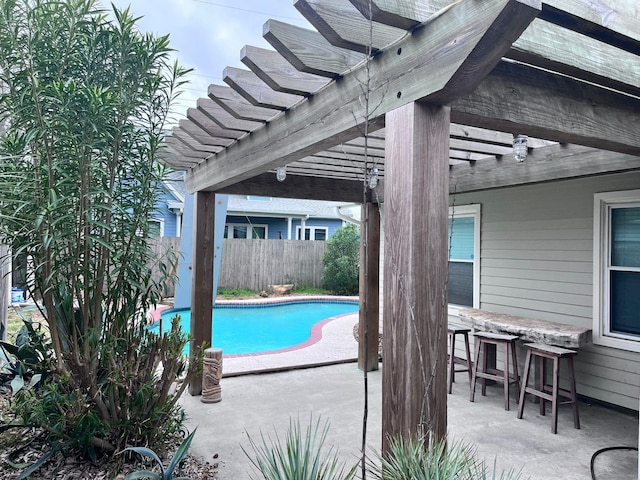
[108,0,314,122]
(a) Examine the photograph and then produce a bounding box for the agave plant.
[244,416,357,480]
[369,435,525,480]
[119,428,197,480]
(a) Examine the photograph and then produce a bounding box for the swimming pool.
[148,300,358,355]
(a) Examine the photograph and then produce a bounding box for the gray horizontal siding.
[453,171,640,410]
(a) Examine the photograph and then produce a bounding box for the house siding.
[453,171,640,410]
[225,215,344,240]
[155,188,178,237]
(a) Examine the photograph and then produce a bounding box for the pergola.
[161,0,640,446]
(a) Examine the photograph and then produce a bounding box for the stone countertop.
[457,308,592,348]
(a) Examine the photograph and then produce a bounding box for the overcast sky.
[108,0,314,121]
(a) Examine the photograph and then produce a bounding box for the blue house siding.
[291,218,344,240]
[225,215,344,240]
[225,215,288,239]
[154,187,179,237]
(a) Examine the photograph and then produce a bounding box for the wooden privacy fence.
[149,238,327,296]
[218,239,326,291]
[149,237,180,298]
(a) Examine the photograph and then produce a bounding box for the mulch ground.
[0,392,220,479]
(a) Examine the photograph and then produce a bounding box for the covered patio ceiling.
[161,0,640,204]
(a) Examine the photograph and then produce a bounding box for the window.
[296,226,328,241]
[448,204,480,311]
[224,223,267,239]
[594,191,640,351]
[148,219,164,238]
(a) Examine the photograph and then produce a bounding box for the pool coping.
[151,296,360,376]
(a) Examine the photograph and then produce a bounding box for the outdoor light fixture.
[367,167,379,189]
[276,165,287,182]
[513,134,528,162]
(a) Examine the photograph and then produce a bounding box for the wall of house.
[155,187,179,237]
[225,215,344,240]
[453,171,640,411]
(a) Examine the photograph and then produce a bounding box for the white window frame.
[447,204,481,316]
[296,226,329,241]
[148,218,164,238]
[593,190,640,352]
[225,223,268,239]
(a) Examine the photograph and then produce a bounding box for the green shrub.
[119,427,197,480]
[369,436,525,480]
[322,224,360,295]
[0,0,193,463]
[244,416,357,480]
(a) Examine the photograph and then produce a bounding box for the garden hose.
[590,446,638,480]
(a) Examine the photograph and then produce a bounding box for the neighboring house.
[158,172,352,240]
[154,170,185,238]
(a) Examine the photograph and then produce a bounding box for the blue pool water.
[149,300,358,355]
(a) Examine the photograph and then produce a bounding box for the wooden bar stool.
[447,324,473,394]
[517,343,580,434]
[470,331,520,410]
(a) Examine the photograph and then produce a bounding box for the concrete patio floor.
[179,311,638,479]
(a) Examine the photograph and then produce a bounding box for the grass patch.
[5,306,45,340]
[216,288,259,299]
[215,286,335,299]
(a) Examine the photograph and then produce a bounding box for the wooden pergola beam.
[215,172,366,203]
[241,45,328,96]
[197,98,263,132]
[540,0,640,53]
[451,144,640,192]
[347,0,436,30]
[186,109,246,141]
[451,61,640,155]
[177,121,236,148]
[223,67,302,110]
[208,84,275,122]
[186,0,540,193]
[264,19,365,77]
[295,0,405,54]
[172,131,222,154]
[509,18,640,98]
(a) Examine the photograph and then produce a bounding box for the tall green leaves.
[0,0,190,455]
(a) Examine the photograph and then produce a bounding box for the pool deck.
[176,296,638,479]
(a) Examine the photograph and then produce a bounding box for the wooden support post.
[358,197,380,372]
[382,102,450,451]
[189,191,216,396]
